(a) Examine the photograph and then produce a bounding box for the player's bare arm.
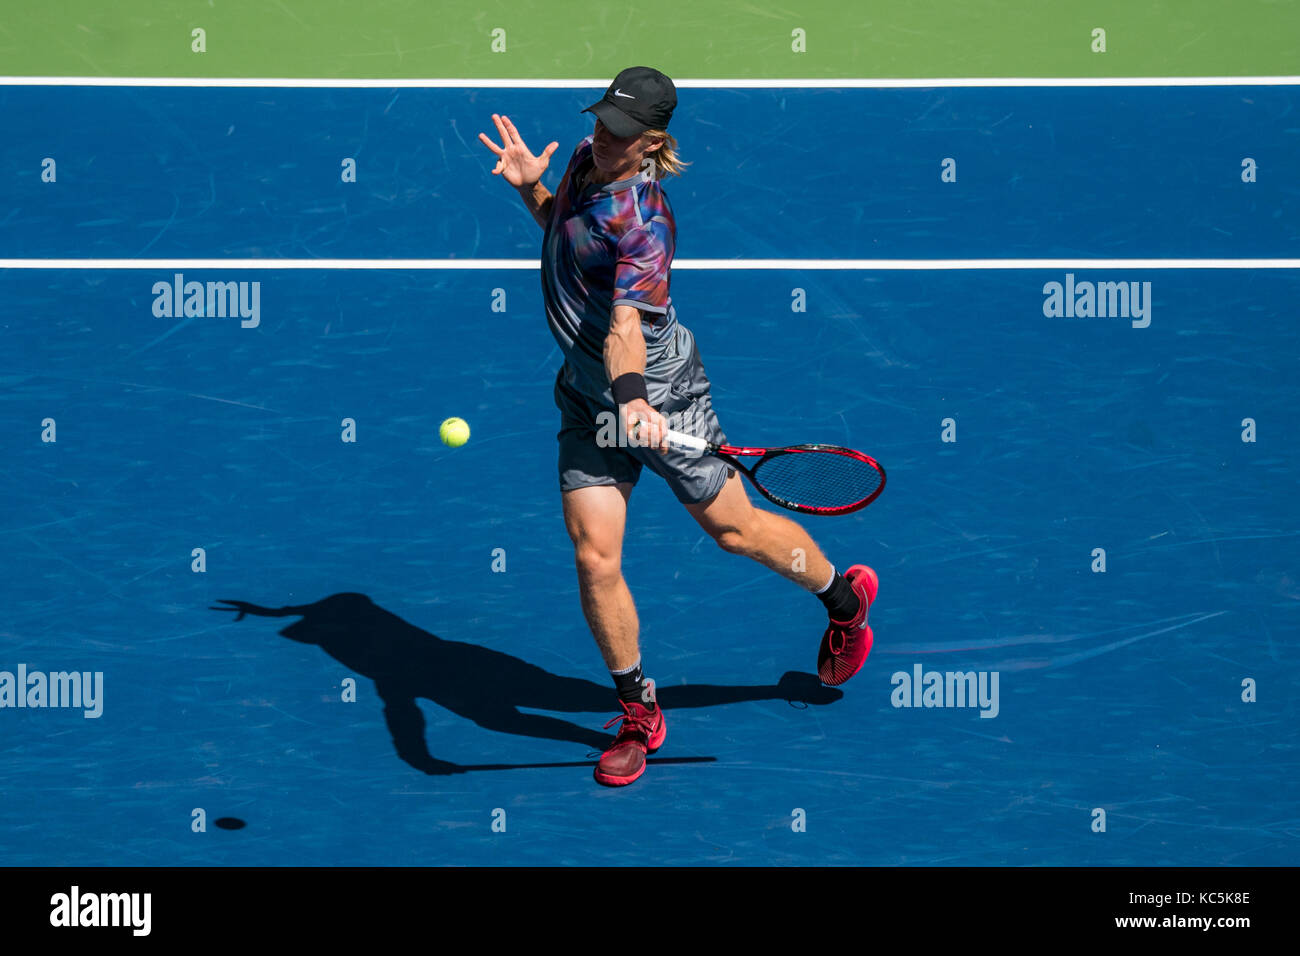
[605,304,670,453]
[477,113,558,228]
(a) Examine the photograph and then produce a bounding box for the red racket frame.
[706,441,886,516]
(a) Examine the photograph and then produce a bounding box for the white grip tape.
[664,428,709,453]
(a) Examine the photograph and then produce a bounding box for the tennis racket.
[639,425,886,516]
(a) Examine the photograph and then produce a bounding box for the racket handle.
[663,428,710,453]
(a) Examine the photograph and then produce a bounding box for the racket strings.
[751,449,884,511]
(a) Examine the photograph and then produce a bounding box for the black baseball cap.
[582,66,676,138]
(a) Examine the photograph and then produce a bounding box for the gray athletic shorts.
[554,324,734,505]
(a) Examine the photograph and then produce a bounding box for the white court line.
[1,76,1298,88]
[2,259,1298,270]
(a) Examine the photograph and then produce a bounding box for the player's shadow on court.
[212,591,840,776]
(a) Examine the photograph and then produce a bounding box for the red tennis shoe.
[594,699,666,787]
[817,565,878,686]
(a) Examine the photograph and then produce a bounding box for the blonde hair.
[642,129,689,179]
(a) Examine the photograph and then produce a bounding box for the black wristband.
[611,372,649,406]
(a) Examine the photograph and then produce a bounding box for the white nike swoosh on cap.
[613,89,635,98]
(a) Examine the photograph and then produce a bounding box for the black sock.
[611,660,656,710]
[817,571,862,622]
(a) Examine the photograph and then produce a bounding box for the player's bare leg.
[685,470,879,686]
[562,482,666,785]
[684,470,833,588]
[562,483,638,670]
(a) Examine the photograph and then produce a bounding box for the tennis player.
[479,66,878,786]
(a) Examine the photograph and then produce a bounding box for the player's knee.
[573,541,620,584]
[713,526,749,555]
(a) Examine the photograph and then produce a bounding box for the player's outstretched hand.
[478,113,559,188]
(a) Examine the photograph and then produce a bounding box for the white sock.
[609,656,641,676]
[813,565,837,594]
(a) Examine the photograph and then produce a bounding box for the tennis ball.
[439,417,470,447]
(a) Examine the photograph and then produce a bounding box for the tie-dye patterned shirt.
[541,134,679,405]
